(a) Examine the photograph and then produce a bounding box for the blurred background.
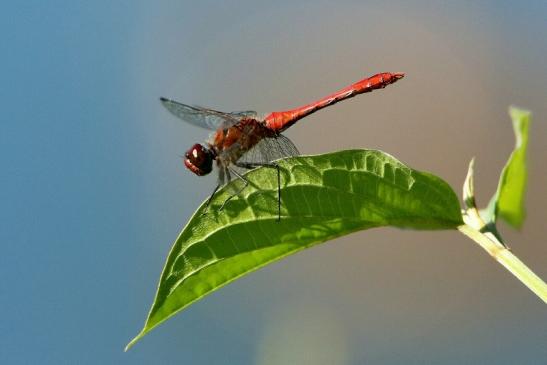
[2,1,546,364]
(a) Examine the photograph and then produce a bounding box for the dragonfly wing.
[229,110,258,118]
[160,97,253,130]
[237,134,300,166]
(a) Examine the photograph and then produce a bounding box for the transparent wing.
[160,97,257,130]
[237,134,300,166]
[229,110,258,118]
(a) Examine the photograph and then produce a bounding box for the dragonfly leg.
[202,184,221,215]
[219,167,249,211]
[202,167,226,216]
[235,162,281,221]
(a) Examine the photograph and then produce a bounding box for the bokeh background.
[2,1,546,364]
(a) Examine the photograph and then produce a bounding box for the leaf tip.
[125,330,146,352]
[463,157,477,210]
[508,105,531,119]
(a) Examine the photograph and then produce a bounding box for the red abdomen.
[264,72,404,132]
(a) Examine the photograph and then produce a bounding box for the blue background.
[2,1,546,364]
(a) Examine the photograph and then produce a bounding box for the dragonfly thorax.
[184,143,215,176]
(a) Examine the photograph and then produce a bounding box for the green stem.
[458,224,547,303]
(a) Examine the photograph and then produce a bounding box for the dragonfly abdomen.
[263,72,404,132]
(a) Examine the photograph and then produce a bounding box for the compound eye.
[183,144,213,176]
[185,144,204,163]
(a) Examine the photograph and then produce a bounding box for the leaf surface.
[484,107,531,228]
[126,149,462,349]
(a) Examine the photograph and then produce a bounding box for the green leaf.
[463,157,477,210]
[126,149,462,350]
[462,157,505,244]
[483,107,531,228]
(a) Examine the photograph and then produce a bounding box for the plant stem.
[458,224,547,303]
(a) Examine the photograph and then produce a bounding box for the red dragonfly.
[161,72,404,220]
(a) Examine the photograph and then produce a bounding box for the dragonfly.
[160,72,404,220]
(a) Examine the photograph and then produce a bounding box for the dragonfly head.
[184,143,214,176]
